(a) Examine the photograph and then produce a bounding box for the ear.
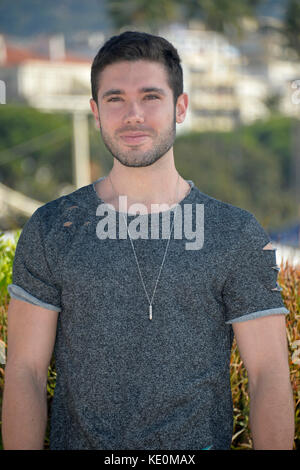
[90,98,101,129]
[175,93,188,124]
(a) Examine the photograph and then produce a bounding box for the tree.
[284,0,300,58]
[182,0,262,34]
[107,0,180,31]
[0,105,72,208]
[107,0,263,33]
[263,92,282,114]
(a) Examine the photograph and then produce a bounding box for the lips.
[119,133,150,144]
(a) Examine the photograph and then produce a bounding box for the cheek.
[151,100,174,117]
[145,103,172,122]
[99,109,120,128]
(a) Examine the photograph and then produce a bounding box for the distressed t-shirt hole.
[263,242,274,250]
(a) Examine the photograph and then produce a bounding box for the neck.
[111,165,178,202]
[94,158,191,214]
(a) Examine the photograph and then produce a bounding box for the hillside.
[0,0,112,38]
[0,0,288,38]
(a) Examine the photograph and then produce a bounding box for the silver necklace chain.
[108,173,180,320]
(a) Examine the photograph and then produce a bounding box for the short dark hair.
[91,31,183,105]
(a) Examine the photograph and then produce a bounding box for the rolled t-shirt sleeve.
[7,208,61,312]
[222,214,289,324]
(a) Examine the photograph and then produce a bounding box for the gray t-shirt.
[8,177,289,450]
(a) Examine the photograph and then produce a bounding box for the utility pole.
[72,112,91,189]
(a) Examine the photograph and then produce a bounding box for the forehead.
[97,60,171,95]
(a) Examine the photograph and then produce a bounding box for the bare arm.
[233,314,295,450]
[2,298,59,450]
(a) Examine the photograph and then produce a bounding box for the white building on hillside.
[160,23,241,133]
[0,34,91,112]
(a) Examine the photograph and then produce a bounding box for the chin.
[122,161,156,168]
[112,150,161,168]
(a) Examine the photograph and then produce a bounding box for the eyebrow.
[101,87,167,99]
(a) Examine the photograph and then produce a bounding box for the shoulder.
[18,184,95,259]
[31,183,93,232]
[192,186,270,249]
[193,185,252,223]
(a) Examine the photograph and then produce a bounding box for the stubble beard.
[99,112,177,168]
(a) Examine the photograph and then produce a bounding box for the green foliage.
[0,104,73,207]
[0,232,20,308]
[182,0,262,33]
[174,116,298,231]
[107,0,180,31]
[284,0,300,58]
[0,231,21,450]
[107,0,263,32]
[242,114,296,190]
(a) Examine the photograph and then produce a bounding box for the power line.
[0,126,70,166]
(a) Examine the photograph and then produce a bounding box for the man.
[2,31,294,450]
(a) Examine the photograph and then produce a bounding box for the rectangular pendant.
[149,304,152,320]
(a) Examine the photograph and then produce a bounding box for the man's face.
[90,60,187,168]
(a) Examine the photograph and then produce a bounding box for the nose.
[123,101,144,125]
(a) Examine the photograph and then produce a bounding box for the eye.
[144,95,160,100]
[107,97,122,102]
